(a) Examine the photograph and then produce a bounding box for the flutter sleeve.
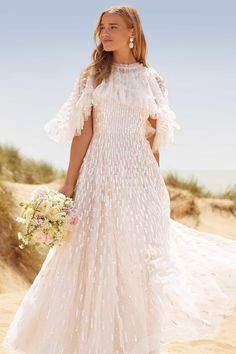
[146,67,181,153]
[44,69,93,144]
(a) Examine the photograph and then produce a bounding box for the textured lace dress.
[3,62,236,354]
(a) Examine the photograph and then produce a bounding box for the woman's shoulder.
[71,66,95,94]
[144,65,167,96]
[75,66,92,84]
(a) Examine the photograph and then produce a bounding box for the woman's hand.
[58,184,75,198]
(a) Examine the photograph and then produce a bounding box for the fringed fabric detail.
[146,67,181,153]
[44,70,93,144]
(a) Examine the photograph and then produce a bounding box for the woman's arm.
[59,113,93,197]
[147,117,160,166]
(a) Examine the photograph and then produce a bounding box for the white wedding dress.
[3,62,236,354]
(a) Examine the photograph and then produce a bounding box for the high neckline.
[112,62,143,69]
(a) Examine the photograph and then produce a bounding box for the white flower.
[16,216,26,224]
[17,232,22,239]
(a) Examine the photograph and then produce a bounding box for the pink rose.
[44,235,53,245]
[70,214,78,225]
[34,233,46,242]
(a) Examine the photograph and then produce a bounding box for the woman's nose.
[100,28,111,36]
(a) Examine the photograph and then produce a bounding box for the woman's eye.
[100,26,117,30]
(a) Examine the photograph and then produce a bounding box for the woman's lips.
[103,40,112,44]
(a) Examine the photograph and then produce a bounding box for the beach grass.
[0,143,65,184]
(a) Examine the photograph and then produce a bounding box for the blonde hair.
[83,5,148,89]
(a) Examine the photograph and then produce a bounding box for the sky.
[0,0,235,172]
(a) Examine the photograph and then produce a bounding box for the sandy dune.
[1,181,236,354]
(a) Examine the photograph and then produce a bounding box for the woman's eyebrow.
[100,23,120,25]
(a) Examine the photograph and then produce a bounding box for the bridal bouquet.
[16,185,78,252]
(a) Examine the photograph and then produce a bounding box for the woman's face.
[98,13,134,52]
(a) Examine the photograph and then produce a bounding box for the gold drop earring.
[129,37,134,49]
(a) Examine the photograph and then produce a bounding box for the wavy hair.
[83,5,148,88]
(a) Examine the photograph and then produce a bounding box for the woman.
[3,5,236,354]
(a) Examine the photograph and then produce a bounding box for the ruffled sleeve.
[146,67,181,153]
[44,69,93,144]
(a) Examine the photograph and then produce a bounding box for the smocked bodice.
[92,63,151,137]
